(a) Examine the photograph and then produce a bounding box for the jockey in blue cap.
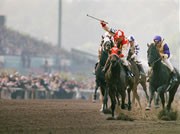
[128,35,145,76]
[153,35,178,83]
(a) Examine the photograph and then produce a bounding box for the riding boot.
[170,71,178,84]
[102,57,110,73]
[137,64,145,76]
[124,65,134,78]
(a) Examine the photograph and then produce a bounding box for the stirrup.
[127,72,134,78]
[172,77,178,82]
[130,72,134,77]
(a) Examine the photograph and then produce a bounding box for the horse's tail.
[175,68,180,84]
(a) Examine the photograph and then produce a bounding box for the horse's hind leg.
[133,87,142,109]
[93,83,99,102]
[102,86,108,112]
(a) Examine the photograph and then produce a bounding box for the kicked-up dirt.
[0,99,180,134]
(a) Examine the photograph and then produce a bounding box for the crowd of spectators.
[0,72,95,92]
[0,26,69,57]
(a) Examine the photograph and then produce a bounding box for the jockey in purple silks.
[153,35,178,83]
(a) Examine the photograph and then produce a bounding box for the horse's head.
[102,36,113,53]
[147,43,161,67]
[109,54,119,67]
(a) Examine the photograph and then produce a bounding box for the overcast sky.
[0,0,179,63]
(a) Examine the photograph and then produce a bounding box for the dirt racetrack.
[0,99,180,134]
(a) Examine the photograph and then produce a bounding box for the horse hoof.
[155,105,160,109]
[106,117,115,120]
[145,106,151,110]
[92,99,96,103]
[99,108,103,112]
[121,105,125,109]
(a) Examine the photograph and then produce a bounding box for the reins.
[151,57,161,66]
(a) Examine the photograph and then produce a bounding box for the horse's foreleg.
[160,92,165,109]
[120,89,126,109]
[155,85,166,109]
[109,89,116,118]
[99,88,104,111]
[116,92,120,106]
[127,87,131,111]
[146,85,155,110]
[155,92,160,108]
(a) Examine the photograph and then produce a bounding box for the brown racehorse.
[128,50,149,102]
[105,54,141,117]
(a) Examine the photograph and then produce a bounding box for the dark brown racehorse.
[105,53,140,117]
[146,43,180,111]
[94,35,113,111]
[105,54,127,117]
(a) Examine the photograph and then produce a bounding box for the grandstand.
[0,15,97,75]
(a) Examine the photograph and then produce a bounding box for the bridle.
[150,57,161,66]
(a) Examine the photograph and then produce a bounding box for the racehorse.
[128,59,143,108]
[146,43,180,111]
[128,50,149,102]
[105,54,128,117]
[94,35,113,111]
[105,53,140,117]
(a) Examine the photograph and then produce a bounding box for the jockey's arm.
[100,20,115,37]
[160,43,170,59]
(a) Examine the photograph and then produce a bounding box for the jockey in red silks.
[101,20,134,78]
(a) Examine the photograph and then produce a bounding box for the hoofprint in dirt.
[0,99,180,134]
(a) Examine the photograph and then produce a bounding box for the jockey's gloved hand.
[131,54,136,59]
[160,53,168,59]
[100,20,106,27]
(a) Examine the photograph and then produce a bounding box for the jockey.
[101,20,134,78]
[128,35,145,76]
[153,35,178,83]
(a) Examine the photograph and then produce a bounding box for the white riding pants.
[121,44,130,66]
[162,58,174,72]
